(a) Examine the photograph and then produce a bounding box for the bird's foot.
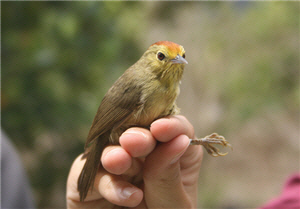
[190,133,232,157]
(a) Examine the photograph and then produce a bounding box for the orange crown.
[151,41,183,58]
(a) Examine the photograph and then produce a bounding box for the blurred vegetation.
[2,1,144,207]
[2,2,299,208]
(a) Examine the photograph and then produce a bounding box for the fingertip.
[144,134,190,176]
[169,135,190,164]
[118,186,143,207]
[150,118,172,142]
[150,115,194,142]
[120,128,156,157]
[101,146,132,175]
[98,174,143,207]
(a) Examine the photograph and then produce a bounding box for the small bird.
[78,41,230,201]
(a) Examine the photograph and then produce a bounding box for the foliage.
[2,2,143,207]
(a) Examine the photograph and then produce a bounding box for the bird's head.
[141,41,188,83]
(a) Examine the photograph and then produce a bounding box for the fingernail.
[122,130,146,139]
[151,118,168,127]
[119,187,138,199]
[170,150,185,164]
[170,137,190,164]
[105,147,123,158]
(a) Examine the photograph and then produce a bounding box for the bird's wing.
[85,77,143,148]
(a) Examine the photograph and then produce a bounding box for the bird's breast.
[131,80,180,126]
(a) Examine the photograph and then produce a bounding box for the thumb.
[143,135,192,208]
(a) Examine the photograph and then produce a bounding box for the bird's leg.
[190,133,232,157]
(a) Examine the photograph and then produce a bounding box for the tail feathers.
[77,135,108,202]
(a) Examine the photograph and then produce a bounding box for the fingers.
[102,115,198,177]
[144,134,190,175]
[67,154,143,208]
[96,116,197,208]
[143,135,193,208]
[119,128,156,158]
[94,169,143,207]
[150,115,202,176]
[67,115,200,208]
[101,146,132,175]
[143,115,202,208]
[102,116,193,175]
[150,115,195,142]
[102,127,156,175]
[93,127,156,206]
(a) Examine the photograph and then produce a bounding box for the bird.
[77,41,230,201]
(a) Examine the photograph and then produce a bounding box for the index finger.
[150,115,195,142]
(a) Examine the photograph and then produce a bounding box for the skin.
[67,115,203,208]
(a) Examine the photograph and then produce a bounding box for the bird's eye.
[182,53,186,59]
[157,52,165,61]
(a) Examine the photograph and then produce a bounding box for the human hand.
[67,115,203,208]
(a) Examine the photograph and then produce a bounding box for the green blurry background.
[2,2,299,208]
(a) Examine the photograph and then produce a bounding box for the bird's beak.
[171,55,188,64]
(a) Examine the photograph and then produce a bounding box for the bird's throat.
[158,64,184,89]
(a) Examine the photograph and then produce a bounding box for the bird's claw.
[190,133,232,157]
